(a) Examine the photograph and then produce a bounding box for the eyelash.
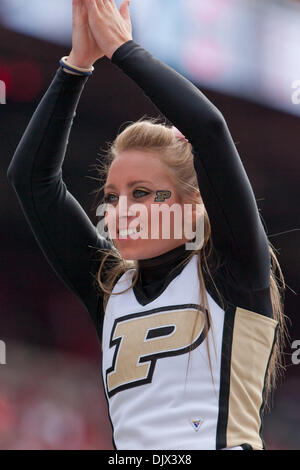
[104,189,150,204]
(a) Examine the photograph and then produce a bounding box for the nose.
[116,195,129,217]
[115,195,137,230]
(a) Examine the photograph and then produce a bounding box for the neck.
[138,243,191,285]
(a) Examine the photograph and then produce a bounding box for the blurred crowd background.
[1,0,299,450]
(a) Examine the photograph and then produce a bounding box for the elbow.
[7,163,15,184]
[206,109,227,135]
[7,162,24,191]
[7,163,19,188]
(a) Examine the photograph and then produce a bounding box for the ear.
[194,189,203,204]
[191,192,204,231]
[192,203,203,220]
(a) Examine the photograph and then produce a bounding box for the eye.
[104,193,118,204]
[133,189,150,198]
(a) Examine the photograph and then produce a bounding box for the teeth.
[119,227,142,237]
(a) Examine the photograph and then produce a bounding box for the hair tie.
[171,126,190,144]
[59,56,94,76]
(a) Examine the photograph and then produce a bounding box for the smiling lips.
[117,224,143,238]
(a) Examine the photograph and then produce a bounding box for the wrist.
[62,68,83,76]
[59,55,94,77]
[106,39,132,60]
[67,51,94,69]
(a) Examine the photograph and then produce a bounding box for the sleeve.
[7,66,113,339]
[110,40,271,293]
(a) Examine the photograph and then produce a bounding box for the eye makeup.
[103,188,152,204]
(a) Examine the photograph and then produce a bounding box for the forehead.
[107,150,173,185]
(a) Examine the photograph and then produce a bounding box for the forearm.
[6,65,109,330]
[7,66,89,186]
[111,40,224,150]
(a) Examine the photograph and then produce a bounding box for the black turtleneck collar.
[138,243,189,269]
[133,243,192,306]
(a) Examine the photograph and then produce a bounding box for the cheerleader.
[7,0,286,450]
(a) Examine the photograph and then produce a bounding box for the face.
[103,150,202,260]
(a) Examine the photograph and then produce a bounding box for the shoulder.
[200,250,274,318]
[111,267,136,294]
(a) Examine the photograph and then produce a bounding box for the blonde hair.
[92,116,288,412]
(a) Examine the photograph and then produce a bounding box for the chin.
[112,239,141,260]
[117,249,145,261]
[114,238,186,261]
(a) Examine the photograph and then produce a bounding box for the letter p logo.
[106,305,208,397]
[154,190,171,202]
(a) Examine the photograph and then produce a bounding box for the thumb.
[119,0,131,23]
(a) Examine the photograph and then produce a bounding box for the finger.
[73,0,88,13]
[85,0,100,14]
[102,0,117,14]
[119,0,131,22]
[94,0,106,11]
[73,0,88,18]
[72,0,79,16]
[72,0,82,25]
[85,0,103,26]
[107,0,119,11]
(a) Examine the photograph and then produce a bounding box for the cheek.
[148,196,183,233]
[105,208,117,236]
[138,201,152,229]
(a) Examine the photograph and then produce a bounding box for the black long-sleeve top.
[7,40,273,343]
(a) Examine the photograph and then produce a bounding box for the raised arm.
[7,67,113,338]
[109,40,271,293]
[7,1,114,339]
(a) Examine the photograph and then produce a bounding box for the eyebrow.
[104,180,152,191]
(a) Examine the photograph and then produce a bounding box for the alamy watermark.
[0,340,6,365]
[291,80,300,105]
[291,340,300,365]
[0,80,6,104]
[96,197,205,251]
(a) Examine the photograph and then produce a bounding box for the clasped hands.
[68,0,132,69]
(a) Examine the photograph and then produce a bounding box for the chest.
[101,256,225,399]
